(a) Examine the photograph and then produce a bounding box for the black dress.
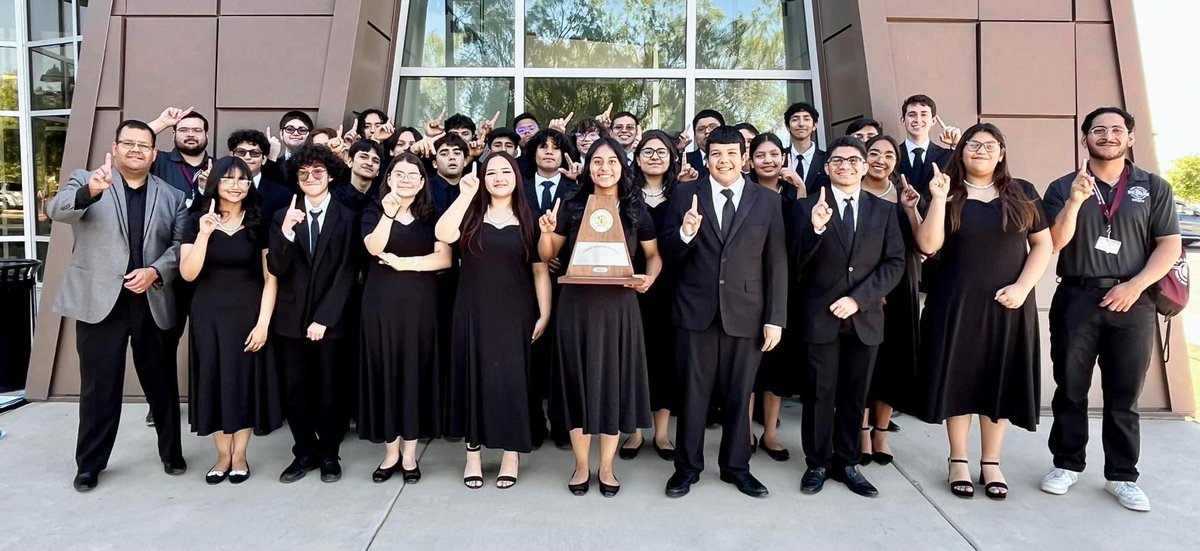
[444,223,540,452]
[915,181,1046,431]
[869,197,923,411]
[551,200,654,435]
[754,185,800,397]
[357,205,441,443]
[637,199,676,412]
[185,214,282,436]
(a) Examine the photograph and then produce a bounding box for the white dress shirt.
[283,193,332,244]
[904,138,931,166]
[680,176,746,243]
[814,185,861,236]
[791,142,816,180]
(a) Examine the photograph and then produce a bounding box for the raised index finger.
[601,103,613,118]
[209,199,216,214]
[931,162,942,176]
[104,152,113,171]
[564,112,575,125]
[818,186,826,203]
[289,194,297,211]
[690,194,698,212]
[490,111,500,126]
[551,198,561,216]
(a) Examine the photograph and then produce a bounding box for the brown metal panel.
[362,0,398,40]
[883,0,976,20]
[1075,0,1114,22]
[345,28,392,118]
[96,17,123,109]
[124,0,217,16]
[111,0,126,15]
[1075,24,1124,123]
[980,22,1075,117]
[124,17,217,151]
[821,25,872,127]
[220,0,336,15]
[318,1,366,127]
[978,0,1072,21]
[886,22,977,131]
[215,17,331,109]
[819,0,859,41]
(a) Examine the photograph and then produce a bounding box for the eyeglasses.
[219,177,253,188]
[964,140,1002,153]
[575,132,600,141]
[1089,126,1128,138]
[175,127,205,135]
[696,124,719,134]
[613,124,637,132]
[515,124,540,135]
[867,150,897,162]
[282,126,310,136]
[117,140,155,152]
[639,148,670,159]
[233,148,264,159]
[390,172,424,182]
[296,168,328,181]
[827,156,865,167]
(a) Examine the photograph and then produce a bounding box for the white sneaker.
[1106,481,1151,512]
[1040,468,1080,495]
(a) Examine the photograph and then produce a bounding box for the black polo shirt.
[151,149,211,204]
[1043,160,1179,279]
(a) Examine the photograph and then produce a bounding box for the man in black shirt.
[1040,107,1180,512]
[148,107,213,204]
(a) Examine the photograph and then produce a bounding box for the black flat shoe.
[73,472,99,492]
[279,457,318,484]
[319,458,342,483]
[598,475,621,498]
[206,465,229,485]
[720,472,769,498]
[665,471,699,498]
[229,464,251,484]
[569,471,591,496]
[871,428,893,465]
[947,458,974,498]
[402,464,422,484]
[831,465,878,498]
[373,460,402,483]
[759,433,790,462]
[619,435,643,459]
[978,461,1008,500]
[653,440,676,461]
[801,467,827,494]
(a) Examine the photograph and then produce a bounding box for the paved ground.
[1,402,1197,550]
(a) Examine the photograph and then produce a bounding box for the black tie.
[842,197,855,240]
[796,154,806,180]
[720,188,736,239]
[309,209,322,253]
[911,147,925,180]
[540,181,553,211]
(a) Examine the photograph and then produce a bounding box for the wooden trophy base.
[558,275,639,285]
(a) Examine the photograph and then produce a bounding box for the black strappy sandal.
[496,455,519,489]
[871,428,893,465]
[463,444,483,490]
[978,461,1009,500]
[860,427,873,465]
[948,458,975,498]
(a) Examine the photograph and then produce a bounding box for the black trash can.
[0,259,40,393]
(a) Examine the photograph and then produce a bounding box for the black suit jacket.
[257,173,294,225]
[267,198,357,339]
[792,186,905,345]
[782,146,828,198]
[661,178,788,339]
[898,142,953,199]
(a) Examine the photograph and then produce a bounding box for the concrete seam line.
[363,441,424,551]
[891,460,983,551]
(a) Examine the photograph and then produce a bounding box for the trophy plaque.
[559,194,638,285]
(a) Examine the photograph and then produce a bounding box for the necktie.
[309,209,322,253]
[540,181,553,211]
[796,153,806,181]
[911,147,925,181]
[720,188,736,239]
[842,197,855,243]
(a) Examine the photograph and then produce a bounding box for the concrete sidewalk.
[1,401,1197,550]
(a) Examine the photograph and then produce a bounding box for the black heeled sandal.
[871,428,893,465]
[496,455,519,489]
[568,470,591,496]
[978,461,1008,500]
[463,445,483,490]
[947,458,974,498]
[860,427,873,465]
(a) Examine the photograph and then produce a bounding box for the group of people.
[47,94,1178,513]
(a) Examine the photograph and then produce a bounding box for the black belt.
[1059,276,1127,289]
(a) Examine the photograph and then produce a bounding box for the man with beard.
[148,107,213,205]
[1040,107,1181,512]
[782,102,828,196]
[611,111,640,163]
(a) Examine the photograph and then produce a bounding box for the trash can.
[0,259,40,393]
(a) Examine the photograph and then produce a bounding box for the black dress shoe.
[163,458,188,476]
[831,466,879,498]
[653,440,676,461]
[719,472,769,498]
[801,467,827,494]
[279,457,318,483]
[320,458,342,483]
[373,461,401,483]
[619,435,642,459]
[73,472,99,492]
[144,411,155,427]
[665,471,699,498]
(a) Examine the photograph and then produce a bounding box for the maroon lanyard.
[1092,166,1130,232]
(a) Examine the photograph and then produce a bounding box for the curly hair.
[286,144,349,188]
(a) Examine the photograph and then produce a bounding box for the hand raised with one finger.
[682,194,704,237]
[811,187,833,229]
[538,198,560,234]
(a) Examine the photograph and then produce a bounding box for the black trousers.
[277,336,345,461]
[74,290,182,474]
[801,325,877,470]
[674,317,762,476]
[1048,283,1155,482]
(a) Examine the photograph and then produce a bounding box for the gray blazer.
[46,169,188,329]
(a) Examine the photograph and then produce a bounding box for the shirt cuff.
[813,226,827,235]
[679,227,696,244]
[283,229,296,242]
[765,324,782,330]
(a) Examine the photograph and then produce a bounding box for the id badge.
[1095,235,1122,255]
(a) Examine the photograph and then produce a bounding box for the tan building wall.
[26,0,1195,416]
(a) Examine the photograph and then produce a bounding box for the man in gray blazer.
[46,120,190,492]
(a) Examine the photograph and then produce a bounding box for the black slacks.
[277,335,345,461]
[74,290,182,474]
[1048,283,1155,482]
[674,316,762,477]
[801,324,877,470]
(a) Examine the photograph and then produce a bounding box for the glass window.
[32,116,67,236]
[697,0,810,70]
[524,78,685,132]
[27,0,73,42]
[524,0,685,69]
[397,77,514,130]
[76,1,87,35]
[695,79,812,143]
[0,116,21,235]
[1,1,17,42]
[402,0,515,68]
[1,47,18,110]
[29,44,75,110]
[0,240,25,259]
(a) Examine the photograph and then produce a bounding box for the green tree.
[1167,155,1200,203]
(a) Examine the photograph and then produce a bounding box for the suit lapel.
[295,210,313,260]
[143,177,159,241]
[696,183,722,243]
[110,171,130,243]
[827,187,851,252]
[312,202,336,267]
[726,178,756,242]
[849,192,873,258]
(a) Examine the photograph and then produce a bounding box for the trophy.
[559,194,638,285]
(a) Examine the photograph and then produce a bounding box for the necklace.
[867,181,894,198]
[216,211,245,233]
[963,180,996,190]
[485,206,514,226]
[642,187,665,198]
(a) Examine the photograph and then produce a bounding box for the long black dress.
[915,180,1046,431]
[551,201,654,435]
[185,214,282,436]
[445,223,540,452]
[637,198,676,412]
[869,196,923,412]
[754,185,800,397]
[357,205,441,443]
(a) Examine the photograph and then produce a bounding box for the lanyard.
[1091,166,1130,237]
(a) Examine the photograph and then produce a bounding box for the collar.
[905,138,931,153]
[535,173,561,186]
[709,175,746,198]
[793,141,816,158]
[829,185,861,205]
[168,149,205,168]
[253,173,262,187]
[305,193,332,213]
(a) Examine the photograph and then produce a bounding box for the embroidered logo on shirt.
[1127,186,1150,203]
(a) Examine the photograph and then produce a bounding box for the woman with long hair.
[913,123,1053,500]
[436,152,552,490]
[180,156,282,485]
[358,153,452,483]
[538,137,662,497]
